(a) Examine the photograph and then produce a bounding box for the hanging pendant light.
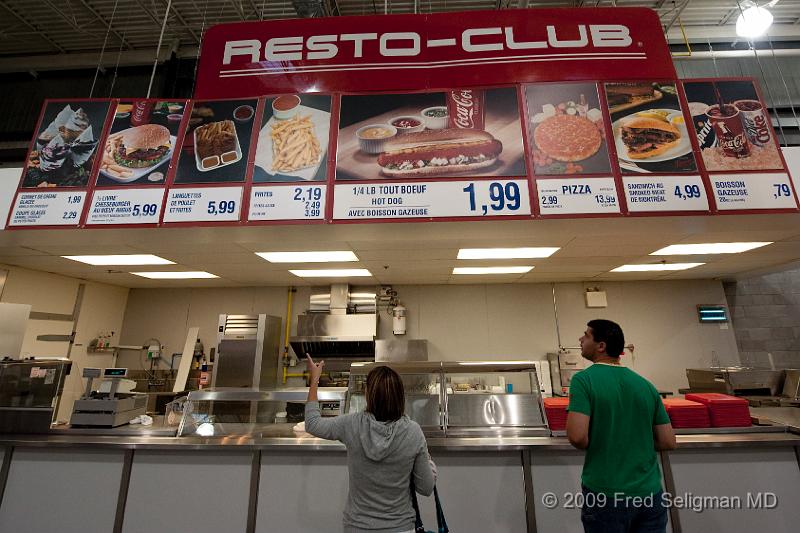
[736,5,774,39]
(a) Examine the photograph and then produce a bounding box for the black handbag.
[410,480,449,533]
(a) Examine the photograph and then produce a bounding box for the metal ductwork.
[290,285,377,366]
[292,0,339,18]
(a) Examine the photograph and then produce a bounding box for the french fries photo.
[100,135,133,179]
[271,115,321,172]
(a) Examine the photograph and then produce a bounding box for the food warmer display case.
[347,361,550,437]
[176,387,347,437]
[0,358,72,433]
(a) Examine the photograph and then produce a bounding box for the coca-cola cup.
[131,100,153,126]
[688,101,716,149]
[706,104,751,159]
[447,89,485,130]
[733,99,771,147]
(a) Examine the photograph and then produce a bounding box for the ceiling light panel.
[452,266,534,275]
[63,255,175,266]
[611,263,704,272]
[650,242,772,255]
[289,269,372,277]
[457,247,560,259]
[131,271,219,279]
[256,251,359,263]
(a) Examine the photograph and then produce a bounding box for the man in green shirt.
[567,319,676,533]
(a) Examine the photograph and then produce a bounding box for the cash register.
[70,367,147,427]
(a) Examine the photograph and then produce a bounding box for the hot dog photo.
[335,88,525,180]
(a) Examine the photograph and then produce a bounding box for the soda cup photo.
[734,99,771,147]
[447,89,486,130]
[131,100,154,126]
[706,104,750,159]
[688,102,716,149]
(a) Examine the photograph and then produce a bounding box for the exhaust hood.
[290,284,377,361]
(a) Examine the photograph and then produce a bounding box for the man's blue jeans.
[580,486,668,533]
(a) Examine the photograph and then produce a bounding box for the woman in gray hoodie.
[305,355,436,533]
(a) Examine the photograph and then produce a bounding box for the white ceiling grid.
[3,214,800,287]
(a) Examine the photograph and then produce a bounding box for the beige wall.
[119,280,738,393]
[117,287,314,375]
[0,264,129,420]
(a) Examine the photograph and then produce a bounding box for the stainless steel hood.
[290,313,377,359]
[289,285,377,361]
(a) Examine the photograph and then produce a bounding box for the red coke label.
[707,104,751,159]
[448,89,485,130]
[131,100,153,126]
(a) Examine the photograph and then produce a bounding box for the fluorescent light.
[650,242,772,255]
[611,263,704,272]
[256,251,358,263]
[131,271,219,279]
[289,269,372,277]
[457,247,560,259]
[452,266,533,275]
[736,6,773,39]
[63,254,174,266]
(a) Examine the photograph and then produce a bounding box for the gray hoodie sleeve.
[412,433,435,496]
[304,401,348,441]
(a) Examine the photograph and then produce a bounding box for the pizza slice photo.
[525,83,611,176]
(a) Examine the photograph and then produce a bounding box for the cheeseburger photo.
[377,128,503,177]
[114,124,171,168]
[620,117,681,159]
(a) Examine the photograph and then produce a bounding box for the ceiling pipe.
[664,0,692,34]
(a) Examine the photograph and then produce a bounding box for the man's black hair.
[587,319,625,357]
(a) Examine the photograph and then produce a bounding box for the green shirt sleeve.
[568,372,592,416]
[652,389,671,426]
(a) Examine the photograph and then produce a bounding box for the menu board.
[86,99,186,226]
[336,88,525,180]
[525,83,612,176]
[682,79,795,211]
[164,98,259,224]
[162,186,243,223]
[252,94,332,183]
[8,191,87,227]
[172,99,258,184]
[537,177,621,216]
[333,179,530,220]
[5,76,796,229]
[622,175,709,212]
[9,100,111,227]
[248,185,326,221]
[332,88,530,220]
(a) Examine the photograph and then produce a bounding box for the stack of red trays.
[684,393,752,427]
[544,397,570,431]
[662,398,710,428]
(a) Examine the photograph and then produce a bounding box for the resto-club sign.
[194,8,676,98]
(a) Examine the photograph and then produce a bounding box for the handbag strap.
[434,486,449,533]
[410,479,425,532]
[411,480,448,533]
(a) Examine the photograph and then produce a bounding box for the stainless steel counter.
[1,428,798,451]
[1,424,798,533]
[751,406,800,432]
